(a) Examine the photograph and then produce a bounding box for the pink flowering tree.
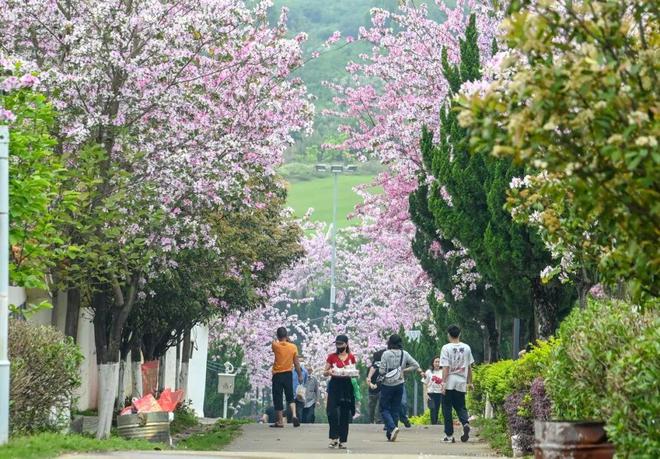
[211,211,433,405]
[1,0,313,437]
[322,1,500,343]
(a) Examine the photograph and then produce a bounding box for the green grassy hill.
[286,175,375,228]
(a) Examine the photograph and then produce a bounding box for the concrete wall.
[188,324,209,416]
[12,287,208,416]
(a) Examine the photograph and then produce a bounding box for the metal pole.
[0,126,9,444]
[413,380,418,416]
[513,317,521,360]
[329,171,338,323]
[223,393,228,419]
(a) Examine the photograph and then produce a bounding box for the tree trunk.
[65,287,81,342]
[175,333,181,390]
[483,310,499,362]
[531,279,559,340]
[131,341,143,398]
[482,328,490,363]
[158,354,166,391]
[50,289,60,327]
[116,357,127,411]
[115,339,131,411]
[179,328,192,398]
[97,363,119,439]
[92,277,139,439]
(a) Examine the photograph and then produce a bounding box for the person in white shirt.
[423,356,444,425]
[440,324,474,443]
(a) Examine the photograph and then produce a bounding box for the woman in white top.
[423,356,444,425]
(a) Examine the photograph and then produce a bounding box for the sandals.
[292,416,301,427]
[269,423,284,428]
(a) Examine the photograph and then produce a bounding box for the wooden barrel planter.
[117,411,171,444]
[534,421,614,459]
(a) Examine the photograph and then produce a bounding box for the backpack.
[376,350,404,384]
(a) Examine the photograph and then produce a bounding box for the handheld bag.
[377,350,404,384]
[296,384,306,402]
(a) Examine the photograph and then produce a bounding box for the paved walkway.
[60,423,499,458]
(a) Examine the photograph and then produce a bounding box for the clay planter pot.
[534,420,614,459]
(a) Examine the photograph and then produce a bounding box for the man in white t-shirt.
[440,324,474,443]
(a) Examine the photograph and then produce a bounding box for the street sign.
[217,362,236,419]
[217,373,236,395]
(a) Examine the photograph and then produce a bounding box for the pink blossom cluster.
[324,0,500,302]
[210,213,432,393]
[0,0,315,272]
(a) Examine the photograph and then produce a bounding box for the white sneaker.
[328,440,338,449]
[390,427,400,442]
[443,436,455,443]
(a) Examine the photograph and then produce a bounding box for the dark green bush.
[545,298,656,421]
[9,319,83,435]
[606,320,659,457]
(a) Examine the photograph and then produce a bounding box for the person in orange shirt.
[270,326,303,427]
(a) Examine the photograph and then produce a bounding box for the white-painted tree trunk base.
[131,361,143,398]
[97,363,119,439]
[179,362,189,399]
[116,359,126,411]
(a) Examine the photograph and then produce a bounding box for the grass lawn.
[0,432,165,459]
[176,419,247,451]
[286,174,376,228]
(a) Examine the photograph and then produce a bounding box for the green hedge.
[473,298,659,456]
[546,298,659,456]
[606,324,659,457]
[471,339,553,413]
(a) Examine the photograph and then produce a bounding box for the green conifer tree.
[410,15,575,342]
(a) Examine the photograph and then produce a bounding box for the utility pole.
[330,171,338,322]
[315,164,357,323]
[0,126,10,444]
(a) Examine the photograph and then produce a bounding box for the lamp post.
[0,126,9,444]
[315,164,357,323]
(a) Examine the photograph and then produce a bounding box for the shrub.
[171,400,200,435]
[9,319,83,435]
[408,409,431,426]
[478,359,516,410]
[530,377,551,421]
[503,389,534,453]
[606,321,660,456]
[514,339,554,388]
[545,298,656,421]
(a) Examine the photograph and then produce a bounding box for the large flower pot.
[534,420,614,459]
[117,411,171,444]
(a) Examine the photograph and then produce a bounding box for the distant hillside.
[271,0,399,158]
[271,0,454,160]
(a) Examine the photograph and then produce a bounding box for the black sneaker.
[403,419,412,428]
[461,424,470,442]
[443,436,455,443]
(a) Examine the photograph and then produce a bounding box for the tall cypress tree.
[410,15,575,342]
[410,15,503,361]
